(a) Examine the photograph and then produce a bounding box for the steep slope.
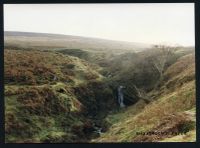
[92,53,195,142]
[5,49,116,143]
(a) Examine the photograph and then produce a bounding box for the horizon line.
[4,30,195,47]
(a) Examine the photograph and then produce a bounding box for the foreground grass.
[93,81,195,142]
[161,130,196,142]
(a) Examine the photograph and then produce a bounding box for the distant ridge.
[5,31,70,38]
[4,31,152,52]
[4,31,151,45]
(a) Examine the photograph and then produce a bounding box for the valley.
[4,31,196,143]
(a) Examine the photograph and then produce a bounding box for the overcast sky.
[4,4,194,46]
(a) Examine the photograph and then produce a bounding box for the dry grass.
[4,48,115,143]
[93,81,195,142]
[93,53,196,142]
[5,49,101,85]
[160,130,196,142]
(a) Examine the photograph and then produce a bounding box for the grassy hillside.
[5,49,116,143]
[4,31,196,143]
[92,53,195,142]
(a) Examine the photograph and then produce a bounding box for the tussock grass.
[93,53,195,142]
[5,46,195,143]
[5,48,117,143]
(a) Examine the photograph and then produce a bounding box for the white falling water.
[118,86,125,108]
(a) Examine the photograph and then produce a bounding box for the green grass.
[4,49,116,143]
[5,45,195,143]
[93,81,195,142]
[93,53,196,142]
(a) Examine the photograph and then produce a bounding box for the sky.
[4,4,195,46]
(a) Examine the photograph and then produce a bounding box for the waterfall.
[118,86,125,108]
